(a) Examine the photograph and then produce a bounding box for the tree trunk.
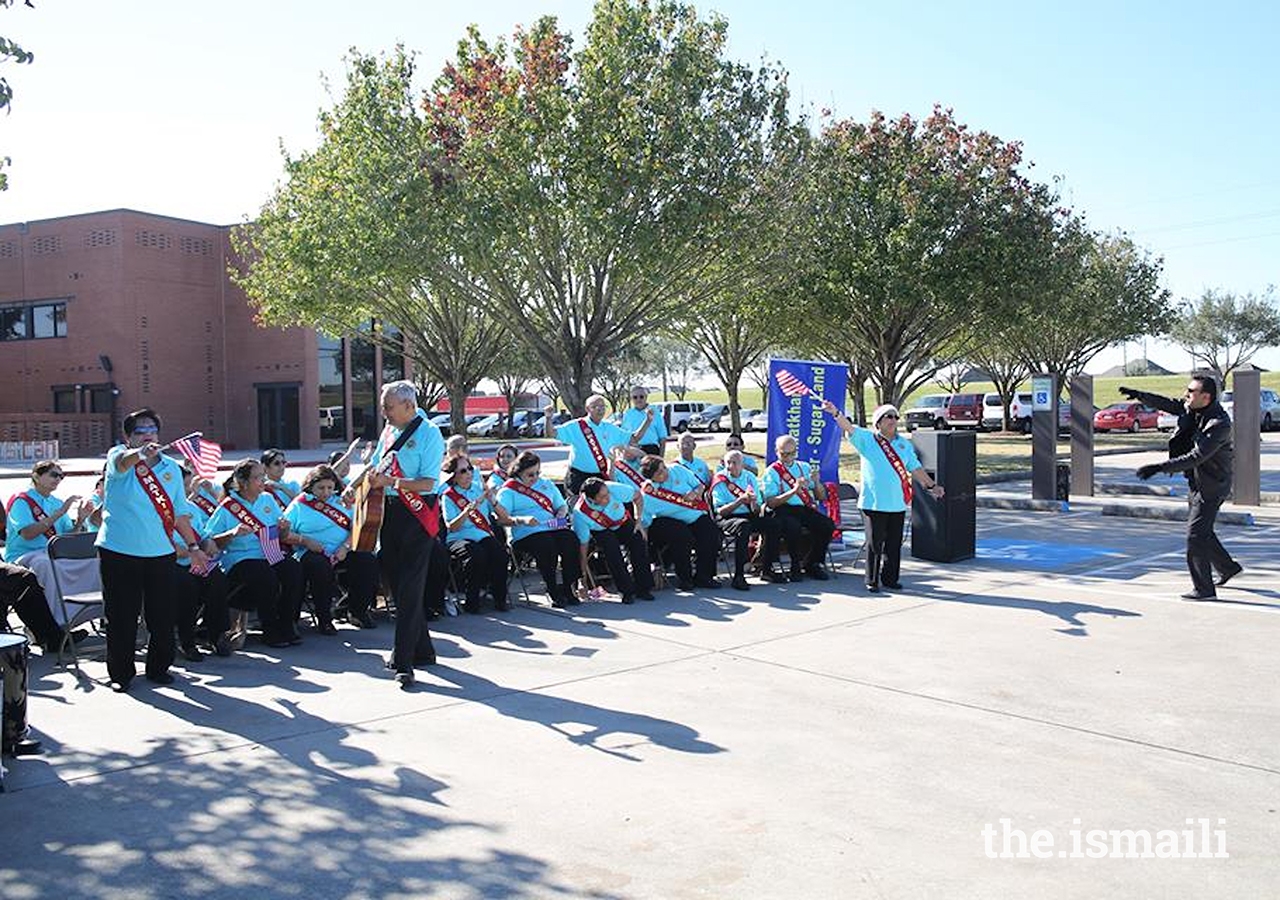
[448,383,469,435]
[726,380,742,434]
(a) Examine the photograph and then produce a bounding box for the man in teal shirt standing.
[550,394,642,495]
[621,385,668,455]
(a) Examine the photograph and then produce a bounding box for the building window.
[53,388,77,414]
[0,300,69,340]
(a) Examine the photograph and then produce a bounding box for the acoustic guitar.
[351,453,395,552]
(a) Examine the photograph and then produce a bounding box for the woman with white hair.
[821,400,944,592]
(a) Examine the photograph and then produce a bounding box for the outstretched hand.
[1136,463,1163,481]
[1118,385,1139,400]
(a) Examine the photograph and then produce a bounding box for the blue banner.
[766,358,848,485]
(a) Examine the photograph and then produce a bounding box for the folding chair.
[46,533,106,668]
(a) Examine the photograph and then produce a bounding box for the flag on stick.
[173,433,223,480]
[258,523,286,565]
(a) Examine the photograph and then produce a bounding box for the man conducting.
[1122,376,1242,600]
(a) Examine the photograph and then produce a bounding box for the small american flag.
[776,368,814,398]
[174,434,223,480]
[259,523,286,565]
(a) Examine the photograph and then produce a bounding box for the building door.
[257,384,300,450]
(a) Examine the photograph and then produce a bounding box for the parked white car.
[981,391,1033,433]
[1221,388,1280,432]
[743,409,769,431]
[726,408,763,431]
[652,400,706,432]
[1157,410,1178,432]
[466,414,504,437]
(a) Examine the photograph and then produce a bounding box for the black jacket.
[1127,389,1233,495]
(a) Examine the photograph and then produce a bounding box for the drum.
[0,632,31,756]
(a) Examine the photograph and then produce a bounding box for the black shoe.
[694,578,721,589]
[351,609,376,628]
[806,565,831,581]
[110,678,132,693]
[551,593,570,608]
[1181,589,1216,601]
[265,634,293,648]
[562,589,581,606]
[731,577,750,591]
[621,594,636,605]
[866,582,879,593]
[464,600,484,615]
[789,570,805,583]
[214,634,233,657]
[1215,562,1243,587]
[317,620,338,635]
[764,569,790,584]
[494,598,511,612]
[146,671,175,685]
[636,591,655,601]
[181,643,205,663]
[675,579,696,592]
[394,670,414,689]
[287,630,304,646]
[881,580,903,590]
[7,738,43,757]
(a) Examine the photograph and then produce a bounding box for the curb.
[1100,504,1256,527]
[976,497,1069,513]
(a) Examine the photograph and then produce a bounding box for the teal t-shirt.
[851,427,922,513]
[202,490,285,570]
[96,446,192,557]
[4,490,75,562]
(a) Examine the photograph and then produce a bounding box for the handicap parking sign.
[1031,375,1054,411]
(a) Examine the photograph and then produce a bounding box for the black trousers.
[449,535,510,606]
[565,468,601,496]
[862,510,905,587]
[1187,488,1236,595]
[649,515,720,584]
[638,443,662,456]
[0,561,63,649]
[512,529,581,597]
[334,550,379,616]
[591,522,653,596]
[175,565,230,646]
[773,504,834,573]
[720,515,781,577]
[227,556,303,644]
[378,498,437,671]
[99,548,178,684]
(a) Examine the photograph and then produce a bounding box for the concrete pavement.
[2,504,1277,899]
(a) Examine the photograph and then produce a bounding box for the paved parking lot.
[3,503,1277,899]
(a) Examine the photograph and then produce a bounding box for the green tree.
[798,107,1044,407]
[232,49,505,435]
[1,0,35,191]
[1168,287,1280,382]
[416,1,793,413]
[1011,219,1173,379]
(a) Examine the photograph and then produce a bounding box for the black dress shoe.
[7,738,43,757]
[866,582,880,593]
[181,643,205,662]
[637,592,655,601]
[317,621,338,636]
[1181,589,1216,601]
[1215,562,1243,587]
[881,580,903,590]
[351,609,376,628]
[394,670,414,689]
[789,570,805,583]
[807,566,831,581]
[494,598,511,612]
[214,634,233,657]
[265,635,293,648]
[764,569,790,584]
[110,678,132,693]
[620,594,636,604]
[694,578,721,589]
[146,671,175,685]
[464,601,483,615]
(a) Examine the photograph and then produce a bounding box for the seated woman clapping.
[282,464,380,633]
[441,455,510,614]
[494,451,581,608]
[202,459,304,649]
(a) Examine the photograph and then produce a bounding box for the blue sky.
[2,0,1277,372]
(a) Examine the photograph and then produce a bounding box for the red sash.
[387,455,441,538]
[189,493,217,516]
[642,480,709,512]
[577,419,610,473]
[770,460,813,508]
[220,495,270,532]
[612,457,643,486]
[301,495,353,531]
[575,494,630,529]
[8,493,56,539]
[445,487,494,536]
[875,434,913,505]
[134,461,178,536]
[710,473,748,498]
[676,459,710,487]
[502,478,558,516]
[265,485,293,508]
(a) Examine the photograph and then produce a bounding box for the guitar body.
[351,477,385,552]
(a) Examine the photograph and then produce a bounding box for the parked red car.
[1093,402,1159,433]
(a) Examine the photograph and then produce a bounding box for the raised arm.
[1118,385,1183,416]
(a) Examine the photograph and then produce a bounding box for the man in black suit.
[1121,375,1241,600]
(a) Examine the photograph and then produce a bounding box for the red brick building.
[0,209,406,454]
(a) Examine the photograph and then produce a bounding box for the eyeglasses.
[132,425,158,434]
[1185,386,1202,395]
[455,466,472,474]
[48,471,65,479]
[881,414,899,420]
[631,394,646,400]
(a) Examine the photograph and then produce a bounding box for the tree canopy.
[1169,287,1280,381]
